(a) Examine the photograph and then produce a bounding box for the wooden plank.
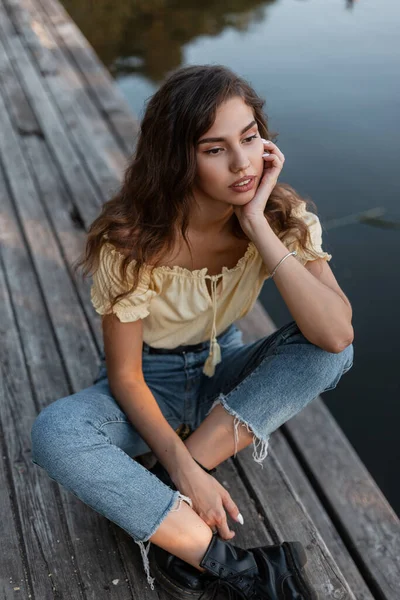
[0,0,102,228]
[286,401,400,600]
[0,17,103,355]
[238,306,400,598]
[22,134,103,352]
[0,178,85,599]
[272,432,374,600]
[0,23,40,136]
[0,74,98,391]
[34,0,139,155]
[4,0,127,192]
[0,422,32,599]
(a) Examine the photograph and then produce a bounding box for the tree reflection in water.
[63,0,275,82]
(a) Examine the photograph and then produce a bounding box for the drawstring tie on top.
[203,275,223,378]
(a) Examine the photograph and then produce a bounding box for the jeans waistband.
[142,325,233,355]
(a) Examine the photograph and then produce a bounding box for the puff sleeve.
[287,201,332,265]
[90,243,157,322]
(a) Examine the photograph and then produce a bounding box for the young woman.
[31,65,354,599]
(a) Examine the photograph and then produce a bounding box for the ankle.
[200,533,257,577]
[150,500,214,571]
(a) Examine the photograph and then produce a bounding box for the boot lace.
[199,572,259,600]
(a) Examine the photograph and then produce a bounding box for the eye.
[205,147,223,155]
[243,134,258,143]
[204,134,258,156]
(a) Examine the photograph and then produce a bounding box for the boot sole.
[149,555,204,600]
[283,541,319,600]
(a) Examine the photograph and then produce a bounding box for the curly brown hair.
[74,64,321,310]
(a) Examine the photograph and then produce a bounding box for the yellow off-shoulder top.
[90,202,332,377]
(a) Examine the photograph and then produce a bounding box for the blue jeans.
[31,320,353,588]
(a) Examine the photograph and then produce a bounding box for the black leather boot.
[148,460,216,596]
[199,533,319,599]
[149,544,213,599]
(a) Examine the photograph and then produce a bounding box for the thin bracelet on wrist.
[193,457,217,475]
[270,250,297,278]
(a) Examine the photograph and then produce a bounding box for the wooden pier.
[0,0,399,598]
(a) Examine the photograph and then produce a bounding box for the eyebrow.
[197,120,257,145]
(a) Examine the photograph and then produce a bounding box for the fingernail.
[236,513,244,525]
[262,152,270,156]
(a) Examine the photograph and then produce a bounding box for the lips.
[229,175,256,188]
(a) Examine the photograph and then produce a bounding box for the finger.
[216,514,235,540]
[261,138,285,162]
[263,151,285,165]
[260,156,284,188]
[262,154,284,174]
[222,494,243,525]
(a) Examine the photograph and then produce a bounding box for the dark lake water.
[64,0,400,514]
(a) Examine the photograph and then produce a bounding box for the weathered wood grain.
[5,0,128,186]
[0,25,40,136]
[35,0,139,155]
[0,418,31,598]
[22,134,103,352]
[0,73,98,391]
[286,401,400,599]
[0,0,102,228]
[0,184,86,598]
[272,432,374,600]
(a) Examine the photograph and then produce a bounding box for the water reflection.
[63,0,276,82]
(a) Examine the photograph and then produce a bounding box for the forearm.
[110,378,195,476]
[246,219,352,352]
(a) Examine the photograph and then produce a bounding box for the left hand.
[233,139,285,231]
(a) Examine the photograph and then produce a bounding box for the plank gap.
[0,405,36,600]
[232,455,281,545]
[282,422,385,600]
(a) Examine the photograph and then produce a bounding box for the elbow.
[324,326,354,354]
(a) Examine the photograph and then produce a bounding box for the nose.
[230,146,251,173]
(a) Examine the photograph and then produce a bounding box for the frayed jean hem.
[206,394,270,466]
[135,490,193,590]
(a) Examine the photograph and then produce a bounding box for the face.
[193,96,265,207]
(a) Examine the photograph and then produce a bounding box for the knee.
[31,395,88,469]
[339,341,354,369]
[320,342,354,391]
[329,341,353,372]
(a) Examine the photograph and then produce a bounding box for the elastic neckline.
[105,240,256,279]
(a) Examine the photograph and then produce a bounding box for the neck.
[189,199,235,236]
